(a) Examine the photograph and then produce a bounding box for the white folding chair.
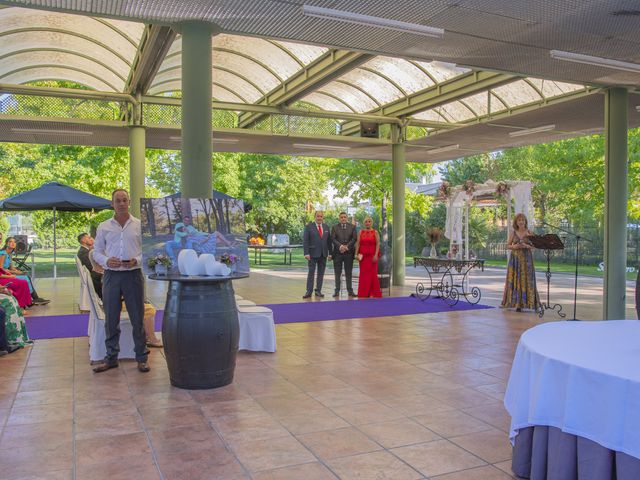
[75,257,90,313]
[86,270,136,362]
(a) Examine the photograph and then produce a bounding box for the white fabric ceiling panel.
[302,92,354,113]
[339,69,401,105]
[317,82,379,113]
[365,58,435,93]
[493,80,543,108]
[1,67,112,91]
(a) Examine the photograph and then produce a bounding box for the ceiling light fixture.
[11,128,93,136]
[427,144,459,155]
[292,143,351,152]
[302,4,444,38]
[508,124,556,138]
[550,50,640,73]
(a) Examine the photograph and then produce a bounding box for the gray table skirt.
[512,426,640,479]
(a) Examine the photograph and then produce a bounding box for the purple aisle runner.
[25,296,492,339]
[262,295,492,324]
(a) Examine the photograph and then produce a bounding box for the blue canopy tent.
[0,182,112,277]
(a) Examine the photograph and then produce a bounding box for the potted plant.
[426,227,442,258]
[147,253,172,275]
[219,252,240,273]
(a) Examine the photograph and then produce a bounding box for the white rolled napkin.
[197,254,214,275]
[177,249,198,276]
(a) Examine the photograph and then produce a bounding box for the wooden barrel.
[162,278,239,389]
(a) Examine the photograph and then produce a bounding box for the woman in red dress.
[0,267,32,308]
[355,216,382,298]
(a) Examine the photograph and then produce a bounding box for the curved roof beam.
[93,17,140,48]
[0,28,133,67]
[265,39,304,68]
[0,48,127,82]
[307,90,357,113]
[330,79,382,108]
[238,50,372,128]
[358,66,407,97]
[408,61,438,85]
[0,64,120,91]
[212,81,246,104]
[213,47,282,83]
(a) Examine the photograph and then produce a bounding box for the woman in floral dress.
[501,213,541,312]
[0,285,31,347]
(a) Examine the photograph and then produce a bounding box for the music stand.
[528,234,565,318]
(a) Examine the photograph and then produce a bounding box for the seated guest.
[0,237,49,305]
[77,232,103,300]
[0,284,29,350]
[0,268,33,309]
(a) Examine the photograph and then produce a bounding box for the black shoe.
[315,291,324,297]
[137,361,151,373]
[302,292,313,299]
[6,344,22,353]
[348,291,357,297]
[93,361,119,373]
[332,291,340,298]
[32,297,50,305]
[0,350,7,357]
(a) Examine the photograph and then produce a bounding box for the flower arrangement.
[496,181,510,197]
[219,253,240,266]
[249,236,265,245]
[462,180,476,195]
[438,181,451,200]
[426,227,442,245]
[147,253,172,268]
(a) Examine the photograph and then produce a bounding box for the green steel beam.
[341,71,517,135]
[237,50,373,128]
[0,82,136,103]
[124,24,176,95]
[0,64,120,91]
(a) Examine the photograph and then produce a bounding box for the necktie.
[342,224,346,230]
[318,224,323,237]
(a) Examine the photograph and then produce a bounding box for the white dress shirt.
[93,215,142,271]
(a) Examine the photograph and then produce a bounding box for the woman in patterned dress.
[0,285,31,347]
[355,216,382,298]
[501,213,541,312]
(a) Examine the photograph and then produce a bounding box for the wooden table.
[413,257,485,305]
[249,244,302,265]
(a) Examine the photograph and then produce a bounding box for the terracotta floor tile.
[448,427,512,464]
[0,420,73,449]
[148,423,225,455]
[230,435,316,472]
[311,387,375,407]
[412,409,494,438]
[326,450,423,480]
[201,398,268,419]
[0,391,15,409]
[297,426,382,460]
[74,400,139,418]
[17,375,73,392]
[75,454,161,480]
[12,388,73,407]
[76,432,152,466]
[155,448,248,480]
[75,413,144,440]
[358,418,441,448]
[212,412,291,445]
[0,440,73,477]
[462,404,512,432]
[391,439,487,477]
[139,405,208,430]
[2,469,73,480]
[278,409,349,435]
[431,465,515,479]
[251,462,338,480]
[493,460,519,478]
[7,402,73,426]
[380,393,456,416]
[189,384,252,404]
[133,389,196,409]
[330,401,406,426]
[254,392,328,418]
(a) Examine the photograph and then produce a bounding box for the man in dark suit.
[303,210,330,298]
[77,232,103,300]
[331,212,357,298]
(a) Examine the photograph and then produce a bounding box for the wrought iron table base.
[413,257,484,307]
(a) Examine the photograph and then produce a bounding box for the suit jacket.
[77,246,93,272]
[303,222,330,258]
[331,223,357,256]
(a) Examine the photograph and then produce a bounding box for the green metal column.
[603,87,628,319]
[181,21,212,198]
[391,125,406,286]
[128,125,145,217]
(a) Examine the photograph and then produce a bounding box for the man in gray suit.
[330,212,357,298]
[303,210,330,298]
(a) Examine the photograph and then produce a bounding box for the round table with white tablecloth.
[504,320,640,479]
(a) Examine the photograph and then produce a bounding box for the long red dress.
[357,229,382,298]
[0,268,32,308]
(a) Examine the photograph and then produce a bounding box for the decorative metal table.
[248,244,303,265]
[413,257,485,306]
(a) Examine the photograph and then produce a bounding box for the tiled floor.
[0,267,634,479]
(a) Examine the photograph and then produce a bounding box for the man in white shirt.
[92,189,150,373]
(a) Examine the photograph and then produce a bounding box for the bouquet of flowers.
[219,253,239,266]
[462,180,476,195]
[426,227,442,245]
[438,181,451,200]
[496,181,510,197]
[147,253,172,268]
